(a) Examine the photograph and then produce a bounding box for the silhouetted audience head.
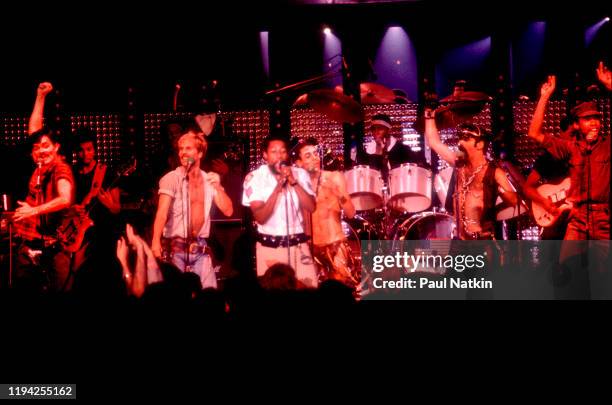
[259,263,298,291]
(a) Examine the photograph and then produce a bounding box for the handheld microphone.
[455,150,466,167]
[277,161,292,187]
[36,160,43,187]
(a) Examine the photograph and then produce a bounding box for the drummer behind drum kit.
[294,81,532,253]
[343,161,455,243]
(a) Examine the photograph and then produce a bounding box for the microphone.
[36,160,43,187]
[277,161,292,187]
[184,157,196,179]
[455,150,466,167]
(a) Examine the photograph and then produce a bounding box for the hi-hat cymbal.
[307,89,363,123]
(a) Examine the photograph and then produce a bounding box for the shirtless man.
[294,139,357,287]
[424,109,518,239]
[151,129,233,288]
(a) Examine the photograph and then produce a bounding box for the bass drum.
[390,212,456,275]
[391,211,456,241]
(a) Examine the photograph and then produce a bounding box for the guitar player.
[527,74,610,241]
[70,128,122,281]
[523,125,572,240]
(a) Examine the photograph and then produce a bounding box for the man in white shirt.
[242,136,318,288]
[151,130,233,288]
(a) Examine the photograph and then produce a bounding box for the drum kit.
[294,81,529,247]
[342,161,455,243]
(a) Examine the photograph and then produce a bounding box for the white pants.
[256,242,318,288]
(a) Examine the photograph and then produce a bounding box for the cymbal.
[434,102,485,129]
[293,93,309,106]
[360,82,397,104]
[413,101,484,133]
[307,89,363,123]
[440,91,491,103]
[333,83,399,104]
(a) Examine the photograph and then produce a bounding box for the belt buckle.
[188,242,200,254]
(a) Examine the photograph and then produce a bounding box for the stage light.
[259,31,270,78]
[374,25,418,101]
[586,18,610,46]
[512,22,546,90]
[435,36,491,98]
[323,27,342,87]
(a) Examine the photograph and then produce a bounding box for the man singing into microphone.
[242,136,318,287]
[527,75,609,240]
[151,129,233,288]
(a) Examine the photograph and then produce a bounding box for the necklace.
[459,162,488,234]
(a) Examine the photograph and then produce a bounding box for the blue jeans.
[169,238,217,289]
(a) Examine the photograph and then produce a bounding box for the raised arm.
[597,61,612,91]
[527,75,555,144]
[423,108,458,166]
[28,82,54,135]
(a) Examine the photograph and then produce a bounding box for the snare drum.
[388,163,432,213]
[344,165,384,211]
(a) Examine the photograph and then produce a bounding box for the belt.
[257,232,309,248]
[162,237,211,255]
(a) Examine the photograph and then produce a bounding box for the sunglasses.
[457,127,484,141]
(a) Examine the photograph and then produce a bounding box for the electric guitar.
[531,177,572,228]
[57,160,137,252]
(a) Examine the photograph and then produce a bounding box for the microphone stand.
[284,184,291,267]
[498,159,528,240]
[183,163,192,272]
[265,70,341,96]
[586,144,592,241]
